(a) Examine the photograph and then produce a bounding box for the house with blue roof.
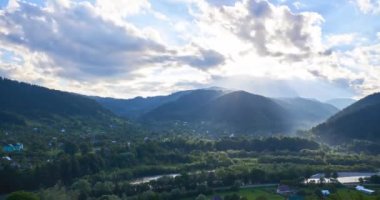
[2,143,24,153]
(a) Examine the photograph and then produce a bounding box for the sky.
[0,0,380,100]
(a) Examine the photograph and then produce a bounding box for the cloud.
[0,0,379,99]
[95,0,151,18]
[326,33,357,47]
[353,0,380,14]
[0,0,224,80]
[191,0,325,63]
[179,48,225,69]
[0,1,166,78]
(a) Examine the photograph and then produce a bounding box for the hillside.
[142,90,337,135]
[202,91,291,134]
[274,98,339,130]
[142,89,225,122]
[0,78,126,133]
[313,92,380,143]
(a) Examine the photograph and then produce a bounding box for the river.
[130,173,181,185]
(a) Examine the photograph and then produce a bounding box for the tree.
[369,175,380,184]
[314,189,323,198]
[319,177,325,186]
[38,185,76,200]
[63,142,78,155]
[324,168,332,179]
[231,180,241,191]
[195,194,207,200]
[94,182,115,197]
[224,194,240,200]
[255,196,268,200]
[303,167,313,184]
[196,183,209,194]
[250,169,266,183]
[97,195,121,200]
[329,194,343,200]
[79,143,90,155]
[6,191,39,200]
[359,177,364,184]
[141,190,158,200]
[332,172,338,180]
[72,179,91,195]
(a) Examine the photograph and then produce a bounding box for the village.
[2,129,380,200]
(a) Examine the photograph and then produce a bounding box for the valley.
[1,78,380,200]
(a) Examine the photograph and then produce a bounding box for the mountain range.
[3,77,380,142]
[94,88,339,135]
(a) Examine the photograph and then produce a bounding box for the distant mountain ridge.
[325,98,356,110]
[274,98,339,130]
[91,90,191,119]
[142,90,338,134]
[313,92,380,143]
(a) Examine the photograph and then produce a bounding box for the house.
[2,156,12,161]
[321,190,330,196]
[356,185,375,195]
[277,185,293,195]
[3,143,24,153]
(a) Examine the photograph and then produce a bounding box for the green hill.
[142,90,338,135]
[313,92,380,143]
[0,78,127,134]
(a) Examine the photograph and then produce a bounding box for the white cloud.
[190,0,324,62]
[0,0,225,97]
[353,0,380,14]
[326,33,356,47]
[95,0,151,18]
[0,0,379,99]
[293,1,305,10]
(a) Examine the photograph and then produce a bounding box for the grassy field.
[300,187,379,200]
[182,186,380,200]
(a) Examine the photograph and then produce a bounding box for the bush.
[255,196,268,200]
[97,195,121,200]
[195,194,207,200]
[6,191,39,200]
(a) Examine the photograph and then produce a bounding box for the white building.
[355,185,375,195]
[321,190,330,196]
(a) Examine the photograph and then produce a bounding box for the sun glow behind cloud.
[0,0,379,100]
